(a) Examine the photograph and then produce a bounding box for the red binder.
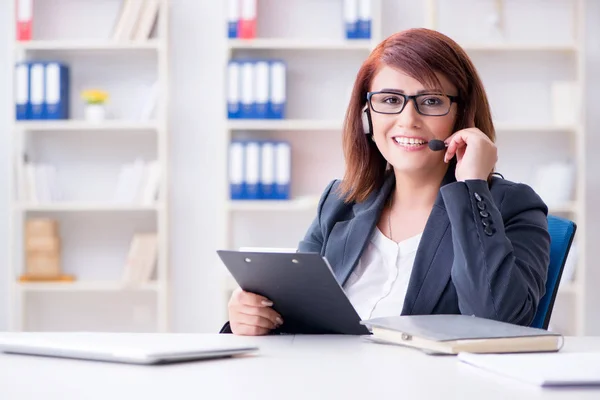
[238,0,257,39]
[16,0,32,41]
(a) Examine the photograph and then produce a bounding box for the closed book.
[228,0,239,38]
[361,315,562,355]
[229,141,245,199]
[344,0,359,39]
[244,141,260,199]
[254,60,270,119]
[29,63,45,119]
[238,0,257,39]
[16,0,33,41]
[357,0,371,39]
[268,61,286,119]
[240,61,255,119]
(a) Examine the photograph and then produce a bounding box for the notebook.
[458,352,600,387]
[0,332,259,365]
[360,315,562,355]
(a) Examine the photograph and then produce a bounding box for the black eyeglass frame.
[366,91,460,117]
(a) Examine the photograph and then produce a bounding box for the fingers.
[444,133,467,163]
[236,289,274,308]
[234,311,279,330]
[237,304,283,327]
[231,323,271,336]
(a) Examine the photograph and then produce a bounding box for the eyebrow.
[379,88,444,95]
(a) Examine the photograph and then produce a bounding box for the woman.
[223,28,551,336]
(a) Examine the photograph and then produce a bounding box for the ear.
[362,106,373,135]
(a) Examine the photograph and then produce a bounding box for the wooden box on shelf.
[20,218,73,282]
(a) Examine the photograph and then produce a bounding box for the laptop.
[0,332,259,365]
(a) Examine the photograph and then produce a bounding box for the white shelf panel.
[558,281,580,295]
[18,203,162,212]
[548,202,578,214]
[15,120,159,132]
[228,119,343,131]
[228,196,319,211]
[15,40,162,51]
[228,39,373,50]
[495,123,579,133]
[461,43,578,52]
[17,281,159,292]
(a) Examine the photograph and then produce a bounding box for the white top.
[343,227,422,320]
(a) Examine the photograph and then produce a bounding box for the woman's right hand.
[228,288,284,336]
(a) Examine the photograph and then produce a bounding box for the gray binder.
[217,250,370,335]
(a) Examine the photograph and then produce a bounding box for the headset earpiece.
[362,106,373,136]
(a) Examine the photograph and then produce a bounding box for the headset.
[362,105,373,137]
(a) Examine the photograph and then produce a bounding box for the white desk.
[1,334,599,400]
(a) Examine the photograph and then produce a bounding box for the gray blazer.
[298,166,551,327]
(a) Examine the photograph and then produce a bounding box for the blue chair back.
[530,215,577,329]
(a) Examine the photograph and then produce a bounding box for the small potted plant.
[81,89,109,122]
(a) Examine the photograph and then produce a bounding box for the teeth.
[394,137,425,145]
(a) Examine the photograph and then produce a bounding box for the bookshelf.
[8,0,170,333]
[219,0,587,335]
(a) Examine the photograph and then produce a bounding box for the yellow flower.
[81,89,109,104]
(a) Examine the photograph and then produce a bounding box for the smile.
[392,136,427,146]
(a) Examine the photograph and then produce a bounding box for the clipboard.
[217,250,370,335]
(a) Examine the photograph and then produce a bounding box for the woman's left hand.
[443,127,498,182]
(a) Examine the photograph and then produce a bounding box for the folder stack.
[228,59,286,119]
[15,62,70,120]
[228,0,257,39]
[229,141,291,200]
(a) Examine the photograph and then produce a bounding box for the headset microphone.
[428,139,448,151]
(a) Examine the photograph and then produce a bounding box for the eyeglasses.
[367,91,459,116]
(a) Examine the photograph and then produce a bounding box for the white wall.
[0,0,598,334]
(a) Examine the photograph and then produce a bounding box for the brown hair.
[339,28,495,203]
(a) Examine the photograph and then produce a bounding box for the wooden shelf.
[18,203,162,212]
[17,281,159,292]
[15,120,159,132]
[228,38,373,50]
[15,40,162,51]
[227,196,319,211]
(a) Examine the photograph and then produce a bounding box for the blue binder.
[227,61,241,119]
[255,60,270,119]
[15,62,30,120]
[240,61,256,119]
[29,63,45,120]
[244,141,261,199]
[358,0,371,39]
[44,62,69,120]
[268,60,286,119]
[274,141,291,200]
[229,141,245,199]
[228,0,239,38]
[344,0,359,39]
[259,141,276,199]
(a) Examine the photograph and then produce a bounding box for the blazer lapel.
[401,166,456,316]
[324,173,395,286]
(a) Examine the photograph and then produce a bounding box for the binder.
[244,141,261,199]
[229,141,245,200]
[239,0,257,39]
[357,0,371,39]
[240,61,255,119]
[268,61,286,119]
[344,0,359,39]
[15,62,30,120]
[274,142,291,200]
[16,0,33,41]
[259,141,276,199]
[29,63,45,120]
[228,0,240,38]
[44,63,69,120]
[254,60,270,119]
[227,61,241,119]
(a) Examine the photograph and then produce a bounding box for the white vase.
[84,104,106,122]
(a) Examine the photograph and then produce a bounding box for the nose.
[395,98,421,129]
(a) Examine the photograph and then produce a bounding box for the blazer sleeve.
[440,179,550,326]
[297,179,338,253]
